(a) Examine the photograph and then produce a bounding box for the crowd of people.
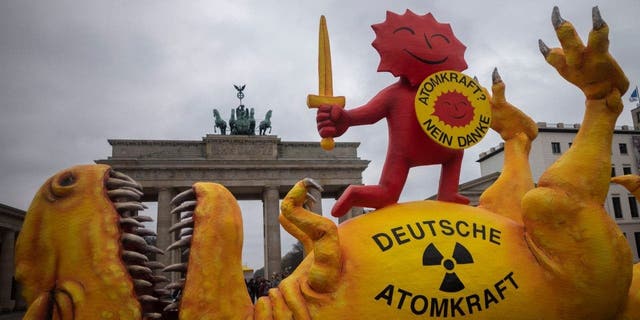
[245,271,290,302]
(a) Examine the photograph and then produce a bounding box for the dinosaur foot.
[281,178,341,294]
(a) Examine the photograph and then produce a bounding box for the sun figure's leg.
[331,157,409,217]
[436,150,469,204]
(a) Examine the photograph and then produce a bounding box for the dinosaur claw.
[592,6,606,30]
[492,68,502,85]
[306,192,318,204]
[303,178,324,192]
[538,39,550,58]
[552,6,565,29]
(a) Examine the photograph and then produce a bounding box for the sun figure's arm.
[316,83,396,138]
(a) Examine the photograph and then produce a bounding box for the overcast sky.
[2,0,639,270]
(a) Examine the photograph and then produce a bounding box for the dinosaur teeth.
[109,170,138,183]
[122,250,149,263]
[127,265,153,276]
[163,302,180,312]
[122,186,144,196]
[106,170,172,313]
[143,312,163,319]
[180,211,194,219]
[169,217,194,233]
[171,188,196,206]
[164,279,185,290]
[107,177,143,191]
[145,261,166,270]
[137,295,159,303]
[170,200,197,215]
[182,248,190,257]
[134,279,153,289]
[144,245,164,255]
[166,236,192,252]
[115,202,147,212]
[179,228,193,237]
[121,233,164,255]
[151,275,170,284]
[135,228,157,237]
[120,217,146,228]
[107,188,142,201]
[163,263,189,273]
[121,232,148,248]
[133,215,154,223]
[153,288,171,297]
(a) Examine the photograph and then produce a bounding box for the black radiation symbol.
[422,242,474,293]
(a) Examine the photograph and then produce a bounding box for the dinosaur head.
[15,164,164,319]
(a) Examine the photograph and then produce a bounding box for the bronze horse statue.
[259,110,272,135]
[212,109,227,135]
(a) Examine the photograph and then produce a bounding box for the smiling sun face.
[372,10,468,86]
[433,91,474,127]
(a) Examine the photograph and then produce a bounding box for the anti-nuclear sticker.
[415,70,491,149]
[370,219,519,317]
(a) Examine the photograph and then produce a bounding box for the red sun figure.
[317,9,470,217]
[433,91,475,127]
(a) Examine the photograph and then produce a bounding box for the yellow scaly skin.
[178,183,254,320]
[15,164,141,319]
[611,174,640,320]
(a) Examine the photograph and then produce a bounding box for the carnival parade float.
[14,6,640,320]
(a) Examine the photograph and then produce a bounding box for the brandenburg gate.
[96,134,368,277]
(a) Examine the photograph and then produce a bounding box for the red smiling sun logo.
[433,91,474,127]
[371,10,468,86]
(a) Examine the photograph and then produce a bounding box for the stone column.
[262,186,281,278]
[156,188,176,277]
[338,206,364,224]
[306,187,323,216]
[0,230,16,311]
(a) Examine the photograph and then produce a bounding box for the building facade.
[0,203,25,312]
[476,122,640,262]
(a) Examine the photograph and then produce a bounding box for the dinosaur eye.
[59,173,75,186]
[50,171,76,198]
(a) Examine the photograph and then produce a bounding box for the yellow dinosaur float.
[14,6,640,320]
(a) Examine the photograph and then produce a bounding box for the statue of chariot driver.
[212,84,273,135]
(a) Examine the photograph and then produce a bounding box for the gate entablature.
[96,134,368,277]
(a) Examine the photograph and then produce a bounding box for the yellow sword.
[307,15,345,151]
